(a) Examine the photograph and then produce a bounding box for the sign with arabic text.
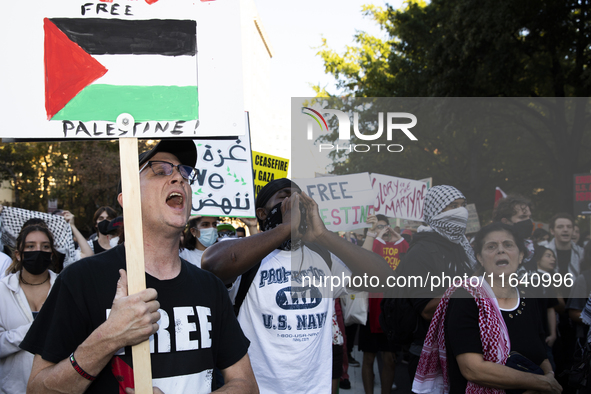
[295,173,374,232]
[252,151,289,197]
[370,173,429,221]
[192,131,255,217]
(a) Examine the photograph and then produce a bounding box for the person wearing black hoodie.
[395,185,476,384]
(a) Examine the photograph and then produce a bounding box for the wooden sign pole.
[118,137,152,393]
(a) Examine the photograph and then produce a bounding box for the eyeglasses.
[376,224,388,230]
[139,161,197,184]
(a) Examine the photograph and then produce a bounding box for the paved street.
[342,347,412,394]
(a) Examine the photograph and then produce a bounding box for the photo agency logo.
[302,107,418,153]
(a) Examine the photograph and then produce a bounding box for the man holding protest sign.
[202,178,393,393]
[21,140,257,394]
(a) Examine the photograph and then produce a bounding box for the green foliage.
[0,140,156,236]
[314,1,591,221]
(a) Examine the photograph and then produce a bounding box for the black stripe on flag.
[49,18,196,56]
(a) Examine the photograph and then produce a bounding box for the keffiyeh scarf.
[422,185,477,268]
[412,277,511,394]
[582,293,591,327]
[0,206,77,266]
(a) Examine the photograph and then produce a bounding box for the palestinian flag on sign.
[44,18,198,122]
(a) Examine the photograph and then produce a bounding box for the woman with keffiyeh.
[399,185,477,382]
[413,223,562,394]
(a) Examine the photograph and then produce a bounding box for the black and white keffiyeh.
[420,185,477,268]
[0,206,77,266]
[582,294,591,327]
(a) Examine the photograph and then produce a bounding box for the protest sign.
[466,203,481,234]
[0,1,248,390]
[252,151,289,197]
[295,173,374,232]
[370,173,429,221]
[0,0,245,139]
[192,124,255,218]
[574,173,591,215]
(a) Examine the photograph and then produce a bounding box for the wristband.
[70,352,96,381]
[367,231,377,238]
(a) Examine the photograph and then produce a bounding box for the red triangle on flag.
[44,18,108,120]
[494,187,508,207]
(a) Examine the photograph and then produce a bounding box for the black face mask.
[97,219,110,235]
[22,251,53,275]
[513,218,534,239]
[262,203,301,251]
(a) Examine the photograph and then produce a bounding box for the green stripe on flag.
[52,85,198,122]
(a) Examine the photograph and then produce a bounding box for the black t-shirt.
[398,232,474,346]
[556,249,571,276]
[531,276,559,337]
[445,287,547,394]
[92,239,107,254]
[21,245,249,393]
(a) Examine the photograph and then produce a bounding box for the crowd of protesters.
[335,191,591,394]
[0,143,590,393]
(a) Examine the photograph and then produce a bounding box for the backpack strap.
[233,261,261,316]
[233,243,333,316]
[303,242,332,270]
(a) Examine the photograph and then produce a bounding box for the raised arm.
[27,270,160,394]
[202,223,290,285]
[63,211,93,259]
[202,194,300,284]
[298,192,393,285]
[238,217,259,236]
[361,215,378,251]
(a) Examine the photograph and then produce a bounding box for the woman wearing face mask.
[180,216,219,268]
[88,206,117,255]
[396,185,477,383]
[0,224,58,393]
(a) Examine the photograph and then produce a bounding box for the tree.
[0,140,156,236]
[314,1,591,221]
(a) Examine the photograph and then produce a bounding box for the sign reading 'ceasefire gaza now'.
[252,151,290,197]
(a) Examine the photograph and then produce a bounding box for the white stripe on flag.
[92,55,197,86]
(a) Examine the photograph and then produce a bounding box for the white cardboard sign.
[0,0,245,139]
[191,127,255,218]
[295,173,375,232]
[370,173,429,221]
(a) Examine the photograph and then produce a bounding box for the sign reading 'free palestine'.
[0,0,245,139]
[295,173,375,232]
